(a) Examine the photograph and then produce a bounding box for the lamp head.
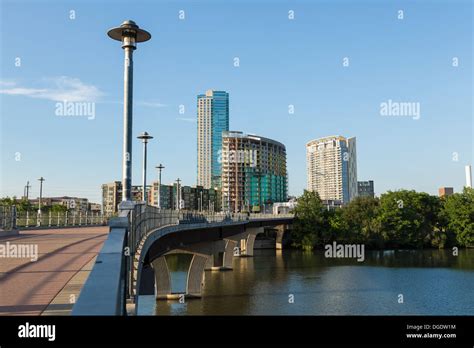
[107,20,151,49]
[137,131,153,143]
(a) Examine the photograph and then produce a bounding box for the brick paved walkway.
[0,226,109,315]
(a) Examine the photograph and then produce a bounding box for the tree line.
[291,188,474,250]
[0,197,68,213]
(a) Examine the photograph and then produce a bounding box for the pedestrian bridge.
[72,203,294,315]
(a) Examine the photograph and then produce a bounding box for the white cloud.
[0,80,16,87]
[0,76,103,102]
[176,117,196,123]
[136,100,167,108]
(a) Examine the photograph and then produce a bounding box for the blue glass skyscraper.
[197,90,229,189]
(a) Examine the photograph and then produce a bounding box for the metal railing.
[0,205,16,230]
[129,206,178,254]
[128,204,252,253]
[128,204,294,254]
[12,210,109,229]
[249,213,294,220]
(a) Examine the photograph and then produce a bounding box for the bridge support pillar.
[186,254,208,297]
[151,256,171,299]
[223,239,237,268]
[204,239,237,270]
[152,253,210,299]
[275,225,286,250]
[240,227,263,257]
[151,240,228,299]
[205,252,223,270]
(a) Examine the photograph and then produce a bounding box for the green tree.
[377,190,440,248]
[51,204,68,213]
[441,187,474,247]
[325,208,348,242]
[292,190,325,250]
[289,188,469,250]
[16,198,32,212]
[0,196,16,206]
[342,196,382,246]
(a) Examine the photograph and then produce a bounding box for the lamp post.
[200,190,203,212]
[175,178,181,211]
[23,180,31,200]
[137,132,153,203]
[37,177,45,226]
[37,177,45,214]
[107,20,151,202]
[155,164,165,209]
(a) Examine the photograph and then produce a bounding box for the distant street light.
[24,180,31,200]
[107,20,151,202]
[175,178,181,211]
[155,164,165,209]
[37,177,45,214]
[37,177,45,226]
[200,190,203,212]
[137,132,153,204]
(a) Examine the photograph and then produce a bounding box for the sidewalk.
[0,226,109,315]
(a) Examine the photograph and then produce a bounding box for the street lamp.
[37,177,45,215]
[107,20,151,202]
[200,190,203,212]
[175,178,181,211]
[24,180,31,200]
[155,164,165,209]
[137,132,153,204]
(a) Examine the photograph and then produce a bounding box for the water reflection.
[137,249,474,316]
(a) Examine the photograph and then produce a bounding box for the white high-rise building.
[306,135,358,204]
[466,165,472,188]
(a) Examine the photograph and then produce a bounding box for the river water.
[137,249,474,315]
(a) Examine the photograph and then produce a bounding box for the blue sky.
[1,0,472,203]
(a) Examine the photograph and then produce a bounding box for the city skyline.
[0,1,473,335]
[1,1,472,203]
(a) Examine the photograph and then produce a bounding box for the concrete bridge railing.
[72,211,129,315]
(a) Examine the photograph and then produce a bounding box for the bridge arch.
[72,205,293,315]
[136,219,294,305]
[135,222,247,303]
